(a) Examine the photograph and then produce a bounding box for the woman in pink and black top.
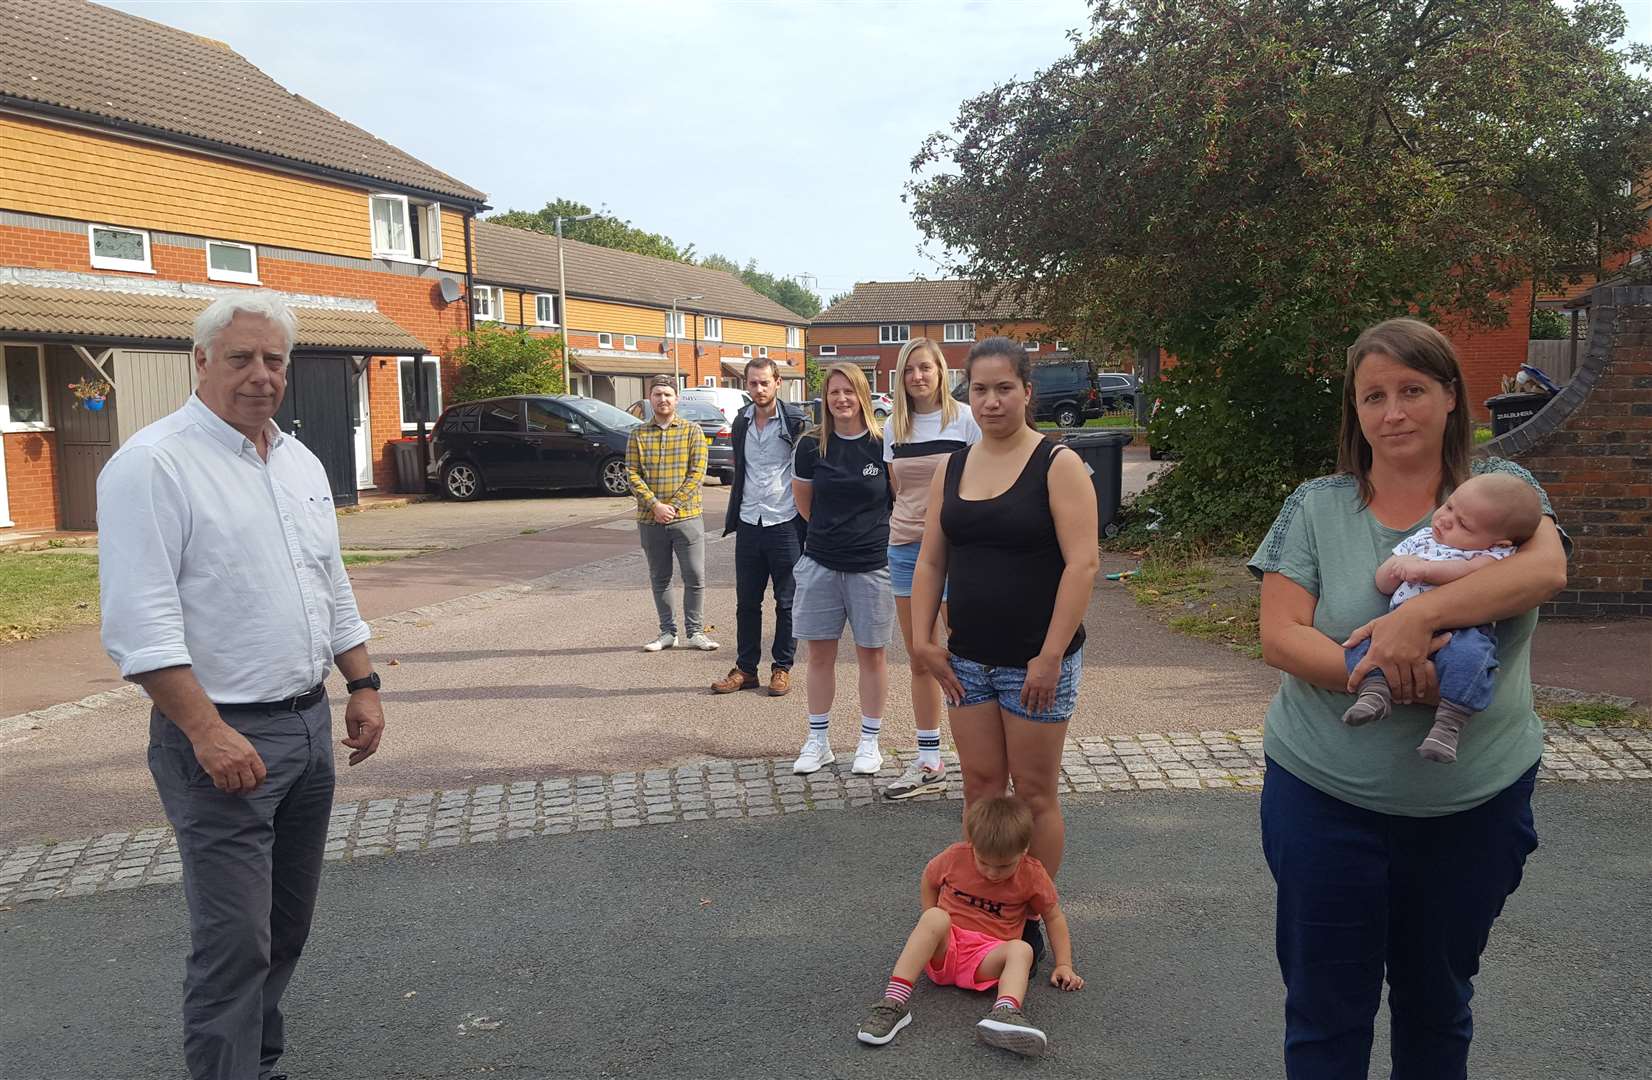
[882,338,980,801]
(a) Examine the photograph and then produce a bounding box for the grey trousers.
[637,515,706,637]
[148,694,335,1080]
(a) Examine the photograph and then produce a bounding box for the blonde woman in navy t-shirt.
[789,363,896,777]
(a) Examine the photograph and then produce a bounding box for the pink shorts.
[925,924,1010,992]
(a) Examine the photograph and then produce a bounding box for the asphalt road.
[3,785,1646,1079]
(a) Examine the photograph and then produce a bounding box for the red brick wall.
[808,320,1057,391]
[1441,290,1534,422]
[0,220,471,498]
[1,430,59,530]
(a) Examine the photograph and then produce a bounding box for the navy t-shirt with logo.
[793,430,891,572]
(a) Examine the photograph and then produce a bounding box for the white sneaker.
[684,632,720,651]
[642,632,677,653]
[852,739,884,776]
[792,739,835,775]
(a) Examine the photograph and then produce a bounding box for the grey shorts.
[792,555,895,648]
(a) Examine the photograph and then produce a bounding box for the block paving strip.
[2,724,1646,908]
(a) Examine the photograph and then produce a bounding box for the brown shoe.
[768,668,792,697]
[712,667,759,694]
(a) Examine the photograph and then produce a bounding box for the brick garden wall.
[1,430,59,529]
[1484,284,1652,617]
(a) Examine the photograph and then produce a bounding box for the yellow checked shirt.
[625,413,707,522]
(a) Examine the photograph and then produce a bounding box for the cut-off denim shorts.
[949,650,1083,723]
[887,540,948,601]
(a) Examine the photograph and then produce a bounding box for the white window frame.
[879,324,910,344]
[741,344,752,358]
[1053,339,1066,351]
[370,194,442,262]
[818,344,838,356]
[396,355,442,432]
[88,223,153,273]
[1024,340,1041,351]
[205,240,259,285]
[664,311,686,337]
[598,332,614,348]
[535,294,559,327]
[473,286,501,322]
[786,327,802,348]
[623,334,637,350]
[758,346,768,358]
[0,344,51,431]
[703,316,723,341]
[703,376,717,387]
[943,322,975,343]
[370,194,412,259]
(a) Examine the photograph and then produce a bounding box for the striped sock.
[807,714,830,745]
[859,715,883,741]
[994,994,1021,1012]
[885,975,914,1004]
[916,729,942,769]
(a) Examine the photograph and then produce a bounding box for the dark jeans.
[1260,757,1539,1080]
[148,696,335,1080]
[735,517,802,675]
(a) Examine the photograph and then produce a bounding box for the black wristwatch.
[345,672,381,694]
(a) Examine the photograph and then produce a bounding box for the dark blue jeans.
[1346,624,1500,713]
[1260,757,1539,1080]
[734,518,802,675]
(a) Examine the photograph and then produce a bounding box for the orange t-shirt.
[923,842,1059,940]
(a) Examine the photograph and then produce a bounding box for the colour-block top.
[1247,458,1564,817]
[1387,527,1516,607]
[924,842,1058,941]
[883,407,982,546]
[793,430,890,573]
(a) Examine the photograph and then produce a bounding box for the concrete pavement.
[3,784,1646,1079]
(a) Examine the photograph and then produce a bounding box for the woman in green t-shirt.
[1249,317,1569,1079]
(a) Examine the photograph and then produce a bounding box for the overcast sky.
[108,1,1652,305]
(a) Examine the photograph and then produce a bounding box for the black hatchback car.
[428,394,642,501]
[625,397,735,485]
[952,359,1101,428]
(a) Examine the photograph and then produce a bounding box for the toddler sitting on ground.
[856,796,1083,1057]
[1344,472,1543,762]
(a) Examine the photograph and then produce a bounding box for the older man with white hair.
[97,291,385,1080]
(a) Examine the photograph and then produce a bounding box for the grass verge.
[1538,701,1647,729]
[1037,414,1139,431]
[1120,551,1261,659]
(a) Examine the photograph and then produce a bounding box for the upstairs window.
[664,310,686,337]
[879,324,909,344]
[742,345,752,358]
[88,224,152,273]
[1024,340,1041,352]
[818,344,838,356]
[206,240,259,285]
[623,335,638,350]
[473,286,500,321]
[786,326,802,348]
[943,322,975,343]
[598,332,614,348]
[703,316,723,341]
[371,194,442,261]
[758,346,768,358]
[535,294,559,326]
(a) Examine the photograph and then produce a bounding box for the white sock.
[807,714,830,746]
[859,715,882,744]
[916,728,942,769]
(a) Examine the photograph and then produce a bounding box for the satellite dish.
[437,277,463,305]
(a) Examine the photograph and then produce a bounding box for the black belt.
[216,683,327,713]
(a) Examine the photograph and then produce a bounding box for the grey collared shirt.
[740,403,797,526]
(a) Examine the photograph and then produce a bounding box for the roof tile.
[812,280,1029,324]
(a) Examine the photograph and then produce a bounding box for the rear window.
[677,400,726,423]
[440,404,480,433]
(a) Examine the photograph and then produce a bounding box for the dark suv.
[1094,372,1139,412]
[428,394,642,501]
[953,359,1101,427]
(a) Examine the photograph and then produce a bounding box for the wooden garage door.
[114,350,195,444]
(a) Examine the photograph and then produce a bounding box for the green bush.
[450,323,566,402]
[1530,309,1569,340]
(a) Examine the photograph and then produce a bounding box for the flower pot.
[85,397,106,411]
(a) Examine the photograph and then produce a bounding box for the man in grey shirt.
[713,357,808,696]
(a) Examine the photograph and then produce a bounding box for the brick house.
[470,221,808,406]
[808,280,1073,395]
[0,0,487,530]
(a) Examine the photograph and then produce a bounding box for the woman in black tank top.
[909,339,1098,888]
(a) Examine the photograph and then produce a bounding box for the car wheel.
[719,470,735,486]
[442,461,484,501]
[1055,405,1081,428]
[1102,521,1121,539]
[600,456,630,496]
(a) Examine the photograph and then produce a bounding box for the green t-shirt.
[1246,458,1562,817]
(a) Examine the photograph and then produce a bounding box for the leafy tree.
[1530,308,1570,339]
[910,0,1652,546]
[701,253,823,318]
[450,323,567,401]
[826,291,852,310]
[487,199,694,263]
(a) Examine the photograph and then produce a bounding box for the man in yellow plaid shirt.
[627,375,719,653]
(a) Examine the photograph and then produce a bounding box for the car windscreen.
[676,400,727,424]
[561,396,642,431]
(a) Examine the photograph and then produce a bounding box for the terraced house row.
[0,0,803,533]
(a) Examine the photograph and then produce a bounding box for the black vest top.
[941,441,1086,668]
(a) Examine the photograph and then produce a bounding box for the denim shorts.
[950,650,1084,723]
[793,556,894,647]
[887,541,948,601]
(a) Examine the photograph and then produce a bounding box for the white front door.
[354,364,374,489]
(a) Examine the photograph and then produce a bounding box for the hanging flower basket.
[68,376,112,411]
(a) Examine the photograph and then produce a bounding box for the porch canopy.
[720,359,803,381]
[573,353,677,377]
[0,283,428,355]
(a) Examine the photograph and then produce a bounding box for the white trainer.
[642,632,677,653]
[684,632,720,651]
[851,739,884,776]
[792,739,835,775]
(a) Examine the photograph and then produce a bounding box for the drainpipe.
[464,213,476,333]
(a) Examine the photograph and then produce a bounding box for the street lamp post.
[555,212,599,392]
[670,293,703,388]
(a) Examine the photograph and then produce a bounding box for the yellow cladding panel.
[720,318,788,347]
[567,298,671,338]
[498,289,527,325]
[1,113,468,266]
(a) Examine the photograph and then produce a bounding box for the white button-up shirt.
[739,402,798,526]
[98,394,370,704]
